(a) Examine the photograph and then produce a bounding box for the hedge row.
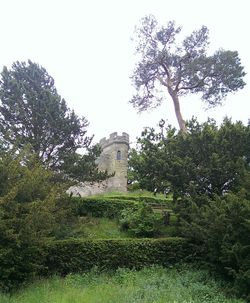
[43,237,199,276]
[104,195,172,205]
[72,197,138,218]
[72,196,173,218]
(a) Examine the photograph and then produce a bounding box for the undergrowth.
[0,266,245,303]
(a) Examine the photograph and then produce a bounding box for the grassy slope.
[0,266,244,303]
[69,217,129,239]
[67,216,177,240]
[66,191,176,240]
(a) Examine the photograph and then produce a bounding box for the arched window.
[117,150,121,160]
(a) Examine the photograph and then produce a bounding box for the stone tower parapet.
[99,132,129,149]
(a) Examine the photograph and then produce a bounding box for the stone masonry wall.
[68,132,129,197]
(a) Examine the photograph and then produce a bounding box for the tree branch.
[157,75,168,86]
[179,75,208,91]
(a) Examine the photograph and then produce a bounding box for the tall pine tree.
[0,60,91,171]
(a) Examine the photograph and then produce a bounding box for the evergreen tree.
[130,16,246,132]
[0,60,90,170]
[0,149,74,290]
[129,118,249,199]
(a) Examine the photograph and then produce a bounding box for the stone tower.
[98,132,129,192]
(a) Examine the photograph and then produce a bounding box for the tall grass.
[70,217,129,239]
[0,266,245,303]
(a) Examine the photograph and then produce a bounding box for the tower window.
[117,150,121,160]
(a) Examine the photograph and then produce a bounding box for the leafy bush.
[178,193,250,300]
[104,194,171,205]
[119,204,160,237]
[0,150,74,291]
[43,237,195,276]
[129,118,249,200]
[72,197,138,218]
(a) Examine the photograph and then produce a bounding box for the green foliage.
[0,266,244,303]
[44,238,194,276]
[69,217,129,240]
[0,149,74,291]
[119,204,160,237]
[0,60,89,167]
[130,118,250,299]
[0,60,106,182]
[130,16,245,131]
[59,144,109,182]
[72,196,138,218]
[129,118,249,201]
[103,194,171,205]
[179,193,250,300]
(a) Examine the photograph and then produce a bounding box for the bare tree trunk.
[169,91,187,133]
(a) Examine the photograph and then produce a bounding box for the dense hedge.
[104,195,172,205]
[43,237,199,276]
[72,196,172,218]
[72,197,138,218]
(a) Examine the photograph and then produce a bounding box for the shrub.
[43,237,196,276]
[104,195,171,205]
[72,197,138,218]
[178,193,250,300]
[119,203,160,237]
[0,150,74,291]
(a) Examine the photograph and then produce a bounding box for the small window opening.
[117,150,121,160]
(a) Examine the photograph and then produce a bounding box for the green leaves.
[0,150,74,290]
[119,203,160,237]
[179,194,250,299]
[0,60,90,170]
[129,118,249,199]
[0,60,104,182]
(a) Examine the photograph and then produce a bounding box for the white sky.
[0,0,249,146]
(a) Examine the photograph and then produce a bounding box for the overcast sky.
[1,0,249,145]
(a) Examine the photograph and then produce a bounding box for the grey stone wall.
[98,132,129,192]
[68,132,129,197]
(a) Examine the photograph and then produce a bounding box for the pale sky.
[0,0,249,146]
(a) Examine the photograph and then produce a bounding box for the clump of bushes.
[0,150,74,291]
[119,203,160,237]
[72,197,138,218]
[178,193,250,300]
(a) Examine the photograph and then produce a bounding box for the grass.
[0,266,245,303]
[69,217,129,239]
[92,189,170,200]
[67,190,177,239]
[67,214,177,239]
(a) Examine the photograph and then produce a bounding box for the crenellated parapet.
[99,132,129,148]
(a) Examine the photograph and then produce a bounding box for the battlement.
[99,132,129,148]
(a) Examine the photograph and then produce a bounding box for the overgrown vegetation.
[0,266,245,303]
[129,118,250,300]
[119,203,161,237]
[0,60,108,182]
[44,238,192,276]
[178,193,250,299]
[0,149,74,291]
[0,58,249,301]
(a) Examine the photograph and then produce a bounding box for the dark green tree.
[0,60,91,170]
[179,194,250,300]
[0,149,74,290]
[129,118,249,200]
[130,16,246,132]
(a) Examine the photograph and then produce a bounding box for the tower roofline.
[99,132,129,149]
